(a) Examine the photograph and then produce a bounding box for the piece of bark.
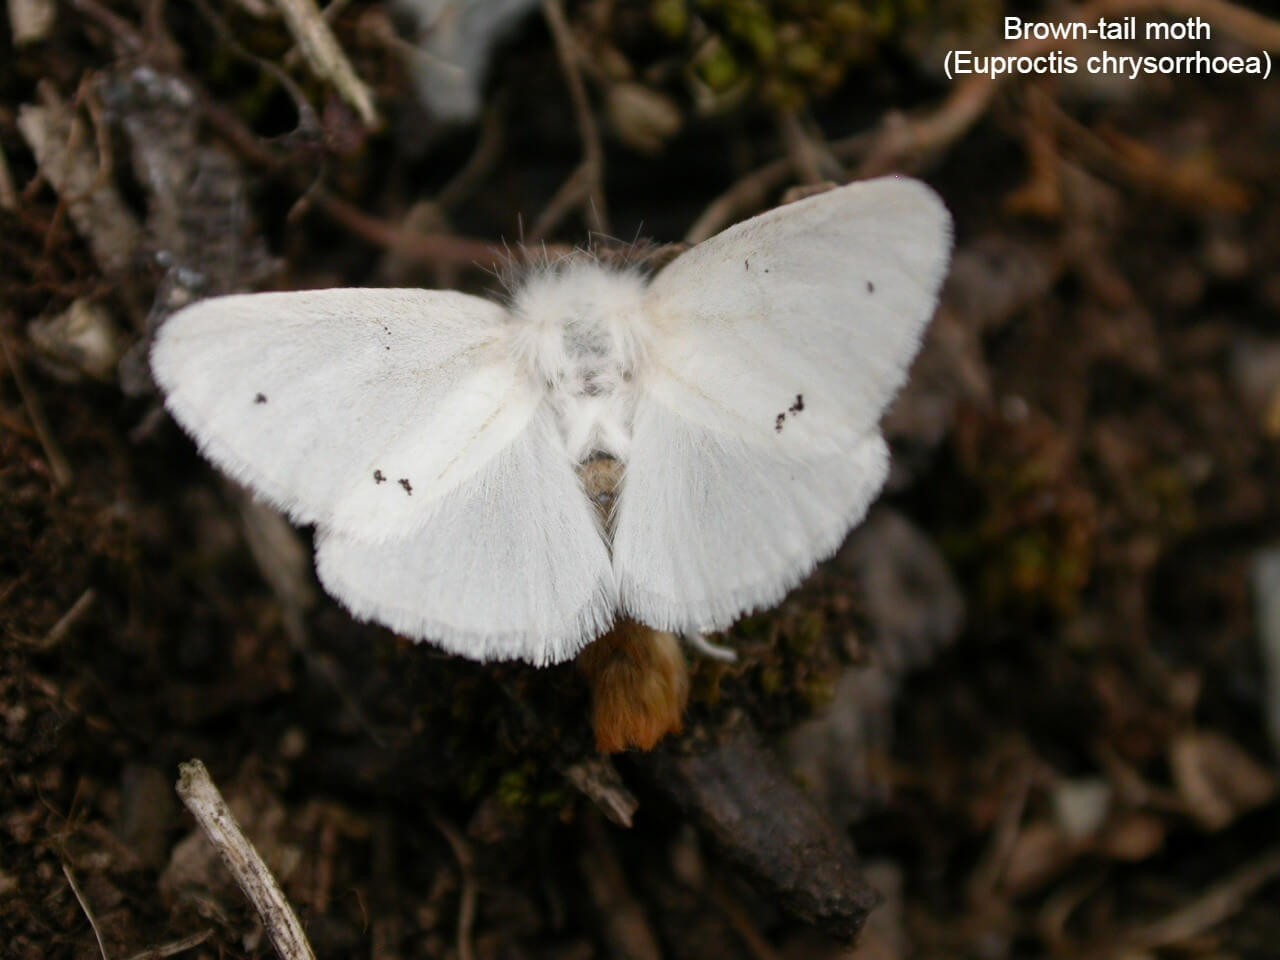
[643,724,879,942]
[17,82,143,274]
[9,0,55,46]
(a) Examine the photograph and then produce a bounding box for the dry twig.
[268,0,380,127]
[35,588,96,650]
[685,131,872,243]
[174,760,316,960]
[62,862,111,960]
[776,109,841,186]
[0,144,17,210]
[707,879,785,960]
[1109,847,1280,954]
[563,757,640,828]
[534,0,608,240]
[1,334,74,489]
[1039,97,1249,212]
[432,816,478,960]
[121,930,215,960]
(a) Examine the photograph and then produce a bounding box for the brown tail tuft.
[578,620,690,753]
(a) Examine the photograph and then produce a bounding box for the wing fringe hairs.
[151,177,953,672]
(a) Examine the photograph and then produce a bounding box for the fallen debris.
[174,760,316,960]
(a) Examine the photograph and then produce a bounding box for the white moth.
[151,177,952,666]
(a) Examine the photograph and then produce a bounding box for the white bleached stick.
[175,760,316,960]
[270,0,380,127]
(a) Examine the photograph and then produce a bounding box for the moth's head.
[490,238,683,301]
[500,250,654,386]
[507,256,647,329]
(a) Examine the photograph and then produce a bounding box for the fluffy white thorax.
[507,260,650,462]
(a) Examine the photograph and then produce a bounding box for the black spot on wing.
[254,393,267,404]
[867,280,875,293]
[777,393,805,431]
[399,478,413,495]
[373,470,386,484]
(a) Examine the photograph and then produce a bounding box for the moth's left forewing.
[614,177,953,634]
[640,177,953,451]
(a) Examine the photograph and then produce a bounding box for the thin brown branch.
[536,0,608,239]
[0,144,17,210]
[34,588,96,650]
[121,929,215,960]
[79,0,495,272]
[437,101,508,213]
[1122,846,1280,951]
[708,879,785,960]
[1041,96,1249,212]
[685,130,872,244]
[776,109,840,185]
[191,0,322,140]
[68,0,145,54]
[316,192,511,270]
[62,862,111,960]
[1,334,74,489]
[432,816,477,960]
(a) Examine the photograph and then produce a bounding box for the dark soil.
[4,2,1280,958]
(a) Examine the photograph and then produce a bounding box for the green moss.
[733,614,770,639]
[651,0,690,38]
[758,665,784,696]
[828,3,869,33]
[1139,465,1196,534]
[695,40,743,91]
[783,40,824,77]
[536,788,570,809]
[942,414,1099,620]
[691,658,728,705]
[798,672,836,709]
[497,767,533,808]
[643,0,957,111]
[783,611,826,657]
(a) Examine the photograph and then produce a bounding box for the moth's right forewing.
[614,177,954,634]
[641,177,953,452]
[151,289,539,541]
